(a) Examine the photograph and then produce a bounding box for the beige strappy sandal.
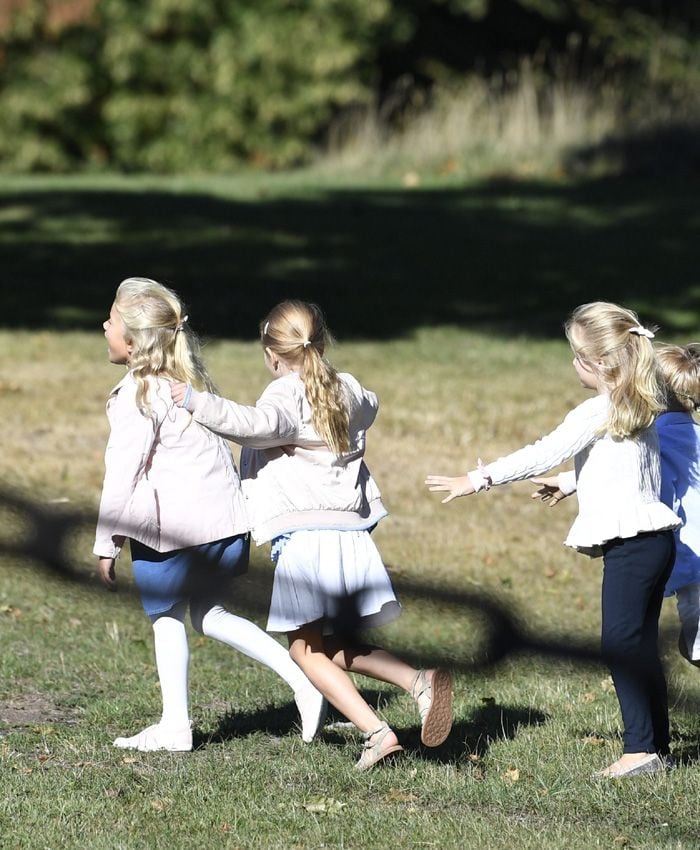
[354,723,403,771]
[411,668,453,747]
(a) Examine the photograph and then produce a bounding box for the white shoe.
[294,683,327,743]
[595,753,664,778]
[113,723,192,752]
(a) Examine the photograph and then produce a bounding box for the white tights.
[152,600,309,730]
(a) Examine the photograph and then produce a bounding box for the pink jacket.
[94,373,248,558]
[187,372,388,544]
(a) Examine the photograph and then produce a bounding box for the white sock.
[152,612,190,730]
[199,604,307,693]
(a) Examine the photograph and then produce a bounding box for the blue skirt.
[130,534,250,617]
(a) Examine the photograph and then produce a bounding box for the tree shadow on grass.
[1,171,698,340]
[197,679,547,767]
[199,687,401,747]
[7,490,700,764]
[197,702,302,746]
[395,702,549,765]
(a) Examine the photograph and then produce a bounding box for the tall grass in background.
[322,58,700,181]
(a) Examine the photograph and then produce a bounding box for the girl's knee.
[602,627,636,656]
[288,625,324,664]
[288,635,309,665]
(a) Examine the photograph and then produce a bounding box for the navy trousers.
[601,530,675,754]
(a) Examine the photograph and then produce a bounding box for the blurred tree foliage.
[0,0,697,172]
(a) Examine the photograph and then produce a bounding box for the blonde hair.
[114,277,215,417]
[565,301,664,438]
[656,343,700,412]
[260,300,350,454]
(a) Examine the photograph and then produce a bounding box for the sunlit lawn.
[1,170,699,847]
[2,322,700,849]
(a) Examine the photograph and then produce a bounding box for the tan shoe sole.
[421,669,453,747]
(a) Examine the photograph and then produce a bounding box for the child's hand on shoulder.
[425,474,476,503]
[530,476,568,507]
[170,381,195,410]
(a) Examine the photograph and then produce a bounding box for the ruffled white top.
[470,393,681,557]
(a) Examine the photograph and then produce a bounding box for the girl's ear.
[264,346,279,371]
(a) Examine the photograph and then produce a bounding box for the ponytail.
[302,347,350,455]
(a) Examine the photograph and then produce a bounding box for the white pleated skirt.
[266,528,401,634]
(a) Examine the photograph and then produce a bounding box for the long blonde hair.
[260,300,350,454]
[565,301,664,438]
[656,343,700,413]
[114,277,215,417]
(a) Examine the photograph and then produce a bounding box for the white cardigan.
[469,393,680,556]
[187,372,388,544]
[94,373,248,558]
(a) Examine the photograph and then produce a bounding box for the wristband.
[477,458,492,490]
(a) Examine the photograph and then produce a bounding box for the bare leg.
[288,623,395,738]
[322,637,416,692]
[323,635,453,748]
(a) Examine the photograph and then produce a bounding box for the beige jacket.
[187,372,388,544]
[94,373,248,558]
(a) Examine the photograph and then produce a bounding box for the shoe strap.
[411,670,431,701]
[362,723,390,747]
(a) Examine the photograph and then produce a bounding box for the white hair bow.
[629,325,655,339]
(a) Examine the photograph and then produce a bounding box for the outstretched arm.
[170,380,298,447]
[426,395,605,507]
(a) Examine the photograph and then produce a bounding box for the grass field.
[1,172,700,848]
[1,169,698,341]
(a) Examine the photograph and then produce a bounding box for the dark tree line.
[0,0,698,172]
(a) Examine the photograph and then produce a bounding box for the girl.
[94,278,324,752]
[540,344,700,668]
[171,300,453,770]
[655,344,700,664]
[427,302,681,778]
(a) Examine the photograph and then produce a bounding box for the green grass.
[3,319,700,848]
[1,171,699,847]
[0,170,698,341]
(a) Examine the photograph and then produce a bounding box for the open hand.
[530,476,568,507]
[425,474,475,504]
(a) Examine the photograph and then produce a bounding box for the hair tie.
[263,321,270,336]
[629,325,654,340]
[175,315,189,333]
[678,391,700,411]
[302,340,311,349]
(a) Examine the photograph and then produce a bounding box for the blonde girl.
[427,302,680,778]
[95,279,324,752]
[172,300,453,770]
